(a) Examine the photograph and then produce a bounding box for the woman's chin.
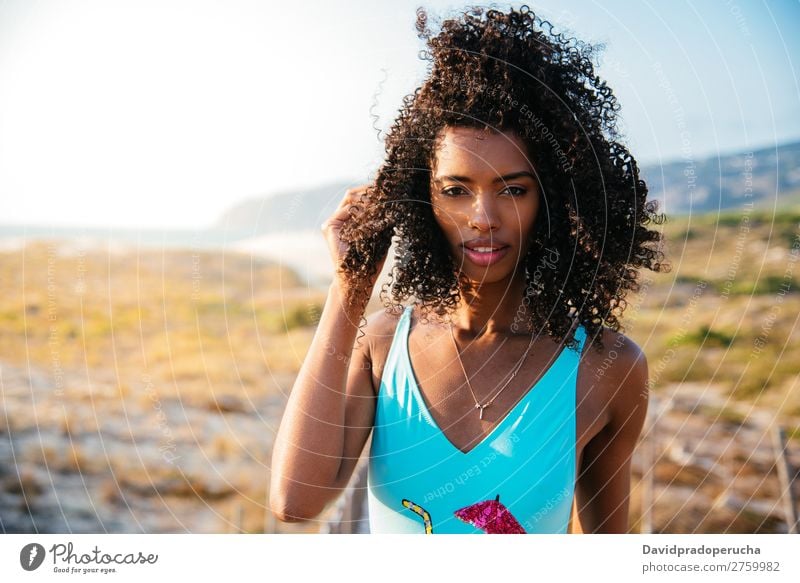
[457,268,517,288]
[455,259,527,285]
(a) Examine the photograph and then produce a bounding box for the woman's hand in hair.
[321,183,388,301]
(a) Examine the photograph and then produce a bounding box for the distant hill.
[215,181,356,233]
[641,140,800,215]
[217,141,800,233]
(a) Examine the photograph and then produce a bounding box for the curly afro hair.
[338,4,669,352]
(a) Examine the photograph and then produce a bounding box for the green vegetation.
[624,206,799,418]
[2,206,799,535]
[669,325,735,348]
[698,405,747,426]
[2,203,799,429]
[0,243,325,402]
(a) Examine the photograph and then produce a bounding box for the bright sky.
[1,0,798,228]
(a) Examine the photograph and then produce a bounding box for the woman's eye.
[503,186,527,197]
[441,186,467,197]
[439,185,526,197]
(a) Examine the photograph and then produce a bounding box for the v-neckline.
[402,306,579,456]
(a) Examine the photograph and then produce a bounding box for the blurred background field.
[0,242,326,533]
[1,197,799,534]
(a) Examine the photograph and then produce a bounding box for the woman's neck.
[451,272,532,339]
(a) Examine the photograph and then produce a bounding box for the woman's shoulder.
[581,324,646,360]
[359,304,412,358]
[359,305,413,384]
[364,303,436,338]
[580,324,649,415]
[363,304,408,336]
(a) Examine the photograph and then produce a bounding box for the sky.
[0,0,798,229]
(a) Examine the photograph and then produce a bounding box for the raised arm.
[575,334,649,533]
[269,185,388,522]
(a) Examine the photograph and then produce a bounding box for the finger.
[321,203,358,231]
[323,185,372,230]
[341,185,370,204]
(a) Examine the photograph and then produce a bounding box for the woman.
[270,5,668,534]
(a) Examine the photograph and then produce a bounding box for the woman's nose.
[467,194,500,231]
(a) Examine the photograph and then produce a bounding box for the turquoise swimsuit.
[367,305,587,534]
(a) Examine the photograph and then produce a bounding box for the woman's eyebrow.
[432,171,536,185]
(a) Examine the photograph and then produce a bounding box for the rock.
[208,394,250,414]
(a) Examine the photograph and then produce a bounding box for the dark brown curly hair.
[338,4,669,352]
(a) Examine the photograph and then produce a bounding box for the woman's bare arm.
[575,334,649,533]
[269,184,387,522]
[269,283,377,522]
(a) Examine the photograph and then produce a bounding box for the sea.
[0,224,335,290]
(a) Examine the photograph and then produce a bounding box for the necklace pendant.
[476,403,489,420]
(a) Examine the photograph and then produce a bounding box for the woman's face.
[430,125,540,286]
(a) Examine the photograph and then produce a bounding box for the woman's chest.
[370,324,612,461]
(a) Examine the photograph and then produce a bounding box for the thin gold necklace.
[448,325,537,420]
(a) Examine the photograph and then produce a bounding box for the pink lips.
[462,245,510,267]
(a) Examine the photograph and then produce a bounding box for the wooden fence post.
[772,425,798,534]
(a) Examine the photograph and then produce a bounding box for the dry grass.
[1,208,799,533]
